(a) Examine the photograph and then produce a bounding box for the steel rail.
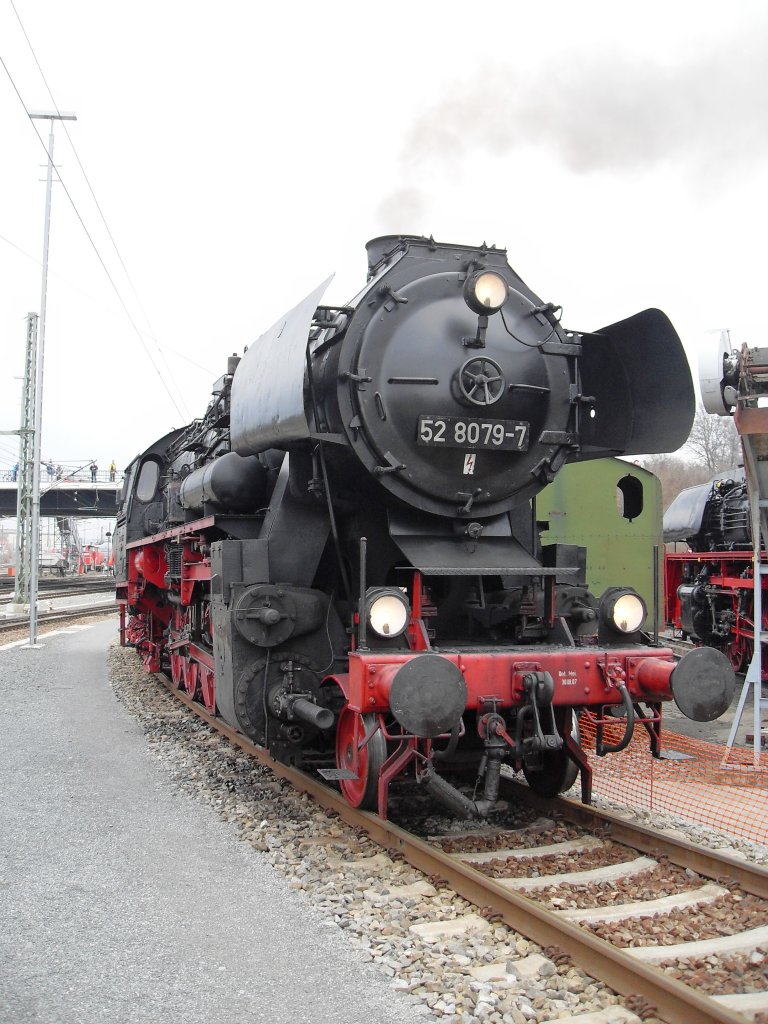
[151,671,756,1024]
[0,581,115,598]
[499,779,768,899]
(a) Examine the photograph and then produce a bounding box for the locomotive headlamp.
[600,588,647,635]
[464,271,509,315]
[366,587,410,639]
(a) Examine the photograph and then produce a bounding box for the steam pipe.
[419,764,480,819]
[358,536,368,651]
[290,697,334,731]
[418,762,500,819]
[653,543,660,645]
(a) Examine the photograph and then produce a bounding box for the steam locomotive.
[115,235,734,818]
[664,472,766,676]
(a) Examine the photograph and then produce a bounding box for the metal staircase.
[55,517,83,574]
[705,339,768,763]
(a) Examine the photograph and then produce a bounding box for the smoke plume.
[376,27,768,228]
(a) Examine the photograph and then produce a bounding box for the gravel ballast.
[104,636,768,1023]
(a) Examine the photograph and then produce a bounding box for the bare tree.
[682,403,741,473]
[639,453,713,509]
[635,407,741,512]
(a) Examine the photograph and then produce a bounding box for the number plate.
[417,415,530,451]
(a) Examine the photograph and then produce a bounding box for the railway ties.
[435,826,768,1021]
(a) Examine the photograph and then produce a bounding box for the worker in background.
[11,463,18,481]
[56,465,63,479]
[46,459,55,479]
[90,461,98,482]
[109,459,116,482]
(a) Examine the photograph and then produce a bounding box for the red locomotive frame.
[120,518,684,819]
[664,550,768,678]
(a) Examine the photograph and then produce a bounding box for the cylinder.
[179,451,267,513]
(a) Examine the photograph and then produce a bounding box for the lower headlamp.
[366,587,410,638]
[600,587,647,635]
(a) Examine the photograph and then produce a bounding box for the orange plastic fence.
[578,716,768,845]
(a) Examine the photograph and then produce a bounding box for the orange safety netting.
[577,716,768,846]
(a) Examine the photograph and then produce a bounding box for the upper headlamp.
[464,270,509,315]
[600,588,647,635]
[366,587,410,639]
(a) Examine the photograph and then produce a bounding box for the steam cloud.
[376,27,768,227]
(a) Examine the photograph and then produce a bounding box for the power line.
[8,0,191,419]
[0,232,215,376]
[0,54,190,423]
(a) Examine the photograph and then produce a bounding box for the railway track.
[147,667,768,1024]
[0,602,117,638]
[0,577,115,604]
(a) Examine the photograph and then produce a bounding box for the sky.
[1,0,767,497]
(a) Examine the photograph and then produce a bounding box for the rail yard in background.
[664,338,768,768]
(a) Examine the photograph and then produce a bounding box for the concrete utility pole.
[25,110,77,647]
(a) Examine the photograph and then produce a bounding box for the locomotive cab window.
[136,459,161,502]
[119,464,136,506]
[616,474,643,522]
